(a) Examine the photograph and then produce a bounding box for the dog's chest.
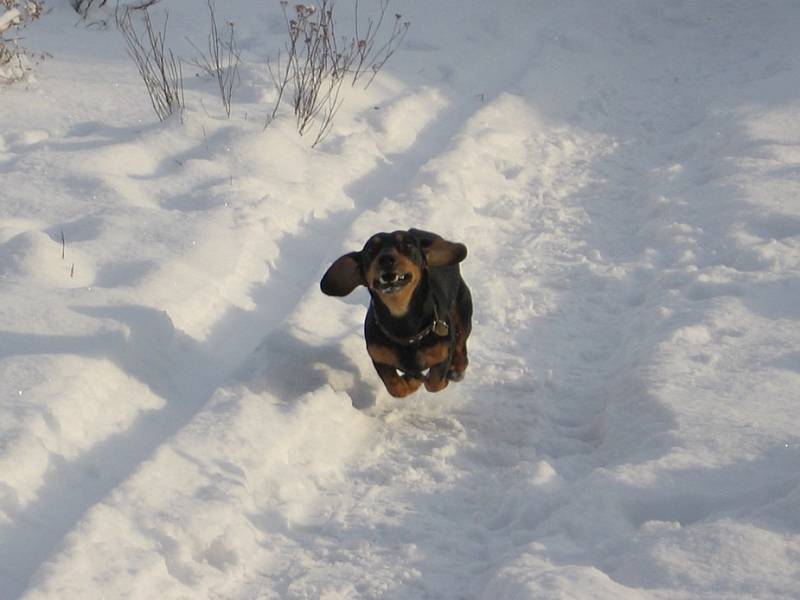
[368,338,450,374]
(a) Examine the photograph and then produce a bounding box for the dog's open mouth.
[374,272,412,294]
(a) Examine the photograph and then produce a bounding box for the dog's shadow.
[240,325,379,410]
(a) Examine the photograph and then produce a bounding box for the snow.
[1,0,800,598]
[0,9,21,34]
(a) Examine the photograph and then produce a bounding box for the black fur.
[321,229,472,397]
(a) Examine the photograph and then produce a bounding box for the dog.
[320,229,472,397]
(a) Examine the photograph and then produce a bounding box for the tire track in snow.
[1,80,521,600]
[169,18,639,600]
[6,3,601,597]
[267,99,631,598]
[15,2,800,597]
[0,308,223,600]
[323,5,800,596]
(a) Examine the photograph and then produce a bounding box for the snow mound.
[1,1,799,599]
[0,231,94,287]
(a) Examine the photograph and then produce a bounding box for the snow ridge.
[1,1,799,599]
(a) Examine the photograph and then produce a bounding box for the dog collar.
[371,302,449,346]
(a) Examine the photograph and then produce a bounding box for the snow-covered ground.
[1,1,799,598]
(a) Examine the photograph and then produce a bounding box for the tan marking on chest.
[376,286,415,317]
[417,342,450,368]
[367,344,401,367]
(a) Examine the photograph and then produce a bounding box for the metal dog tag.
[433,320,449,336]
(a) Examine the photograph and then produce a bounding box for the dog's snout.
[378,253,396,270]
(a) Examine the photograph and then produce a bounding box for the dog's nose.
[378,254,396,269]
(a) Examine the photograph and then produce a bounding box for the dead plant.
[116,4,184,122]
[0,0,46,83]
[187,0,240,118]
[267,0,409,146]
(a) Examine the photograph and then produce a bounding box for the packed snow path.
[1,1,799,598]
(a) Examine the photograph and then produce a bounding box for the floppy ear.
[320,252,364,296]
[408,228,468,267]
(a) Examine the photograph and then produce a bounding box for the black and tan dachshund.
[320,229,472,397]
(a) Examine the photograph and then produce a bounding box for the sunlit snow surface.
[1,1,799,598]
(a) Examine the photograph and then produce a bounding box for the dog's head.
[320,229,467,315]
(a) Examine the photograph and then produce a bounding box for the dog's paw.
[424,376,449,393]
[447,369,466,382]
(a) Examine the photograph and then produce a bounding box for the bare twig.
[266,1,351,143]
[70,0,107,18]
[362,10,409,88]
[73,0,160,17]
[266,0,409,146]
[116,5,184,122]
[127,0,161,10]
[186,0,240,118]
[1,0,46,83]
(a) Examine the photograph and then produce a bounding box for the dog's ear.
[320,251,364,296]
[408,228,467,267]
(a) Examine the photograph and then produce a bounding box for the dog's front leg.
[373,362,423,398]
[424,361,450,393]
